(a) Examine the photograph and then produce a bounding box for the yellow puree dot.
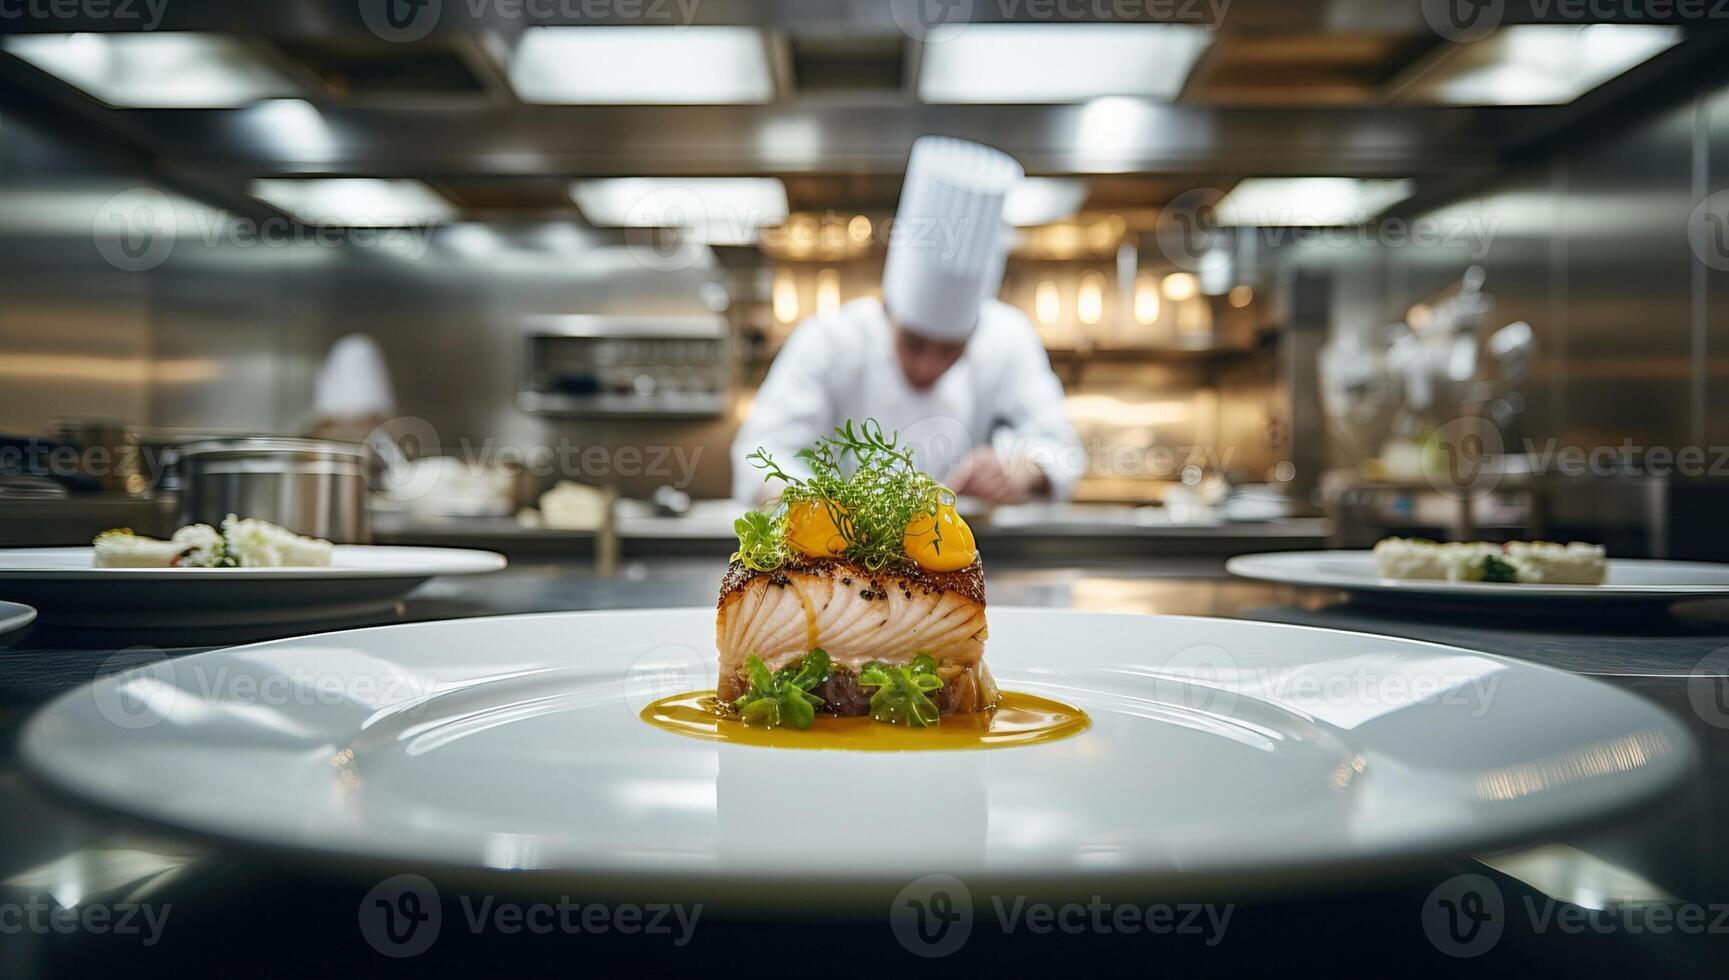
[904,505,976,571]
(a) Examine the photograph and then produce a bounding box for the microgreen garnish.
[732,649,831,729]
[859,653,944,727]
[731,511,786,573]
[730,419,952,572]
[1482,554,1518,583]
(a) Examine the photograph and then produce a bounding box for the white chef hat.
[881,136,1024,341]
[312,333,396,421]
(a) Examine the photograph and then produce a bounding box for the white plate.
[0,600,35,637]
[20,609,1692,896]
[1227,551,1729,607]
[0,546,506,627]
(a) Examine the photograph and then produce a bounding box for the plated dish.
[1373,537,1606,585]
[20,607,1694,895]
[650,421,1086,748]
[94,516,332,568]
[0,545,506,627]
[1228,550,1729,607]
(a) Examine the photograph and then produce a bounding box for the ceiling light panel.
[4,33,299,108]
[918,24,1214,103]
[509,26,773,104]
[250,179,457,227]
[1214,178,1415,226]
[571,178,788,245]
[1003,178,1089,227]
[1402,24,1682,106]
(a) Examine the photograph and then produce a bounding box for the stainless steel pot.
[176,438,370,543]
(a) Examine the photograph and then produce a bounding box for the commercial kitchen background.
[2,1,1728,558]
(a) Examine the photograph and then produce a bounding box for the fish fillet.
[715,557,996,715]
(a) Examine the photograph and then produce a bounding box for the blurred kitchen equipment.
[650,484,692,517]
[49,418,141,494]
[526,480,610,530]
[1221,484,1294,522]
[0,435,92,496]
[176,437,369,543]
[372,456,522,519]
[131,427,246,494]
[1319,267,1535,481]
[518,314,729,417]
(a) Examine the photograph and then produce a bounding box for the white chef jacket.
[732,297,1084,503]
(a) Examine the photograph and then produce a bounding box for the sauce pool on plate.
[640,690,1089,751]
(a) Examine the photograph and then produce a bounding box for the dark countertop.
[1,558,1727,976]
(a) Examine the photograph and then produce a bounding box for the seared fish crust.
[716,556,994,714]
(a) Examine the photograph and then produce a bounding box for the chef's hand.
[948,447,1050,505]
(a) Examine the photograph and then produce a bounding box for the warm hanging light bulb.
[816,267,840,316]
[1035,280,1060,325]
[772,268,800,323]
[1228,284,1254,308]
[1077,271,1105,326]
[1161,272,1199,302]
[1134,275,1162,324]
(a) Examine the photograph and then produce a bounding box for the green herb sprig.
[1482,553,1518,583]
[859,653,945,727]
[730,419,952,572]
[732,649,831,729]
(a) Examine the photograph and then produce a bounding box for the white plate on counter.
[1227,551,1729,608]
[21,609,1693,898]
[0,600,36,638]
[0,546,506,627]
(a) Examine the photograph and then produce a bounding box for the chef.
[732,135,1083,505]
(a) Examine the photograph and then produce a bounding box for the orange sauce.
[639,690,1089,751]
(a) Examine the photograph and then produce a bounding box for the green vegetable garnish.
[859,653,944,727]
[1482,554,1518,583]
[731,511,786,574]
[732,649,831,729]
[730,419,952,572]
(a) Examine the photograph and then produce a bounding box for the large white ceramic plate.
[0,546,506,626]
[20,609,1693,895]
[1228,551,1729,607]
[0,600,35,637]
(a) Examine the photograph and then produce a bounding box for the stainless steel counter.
[372,504,1333,563]
[0,558,1724,976]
